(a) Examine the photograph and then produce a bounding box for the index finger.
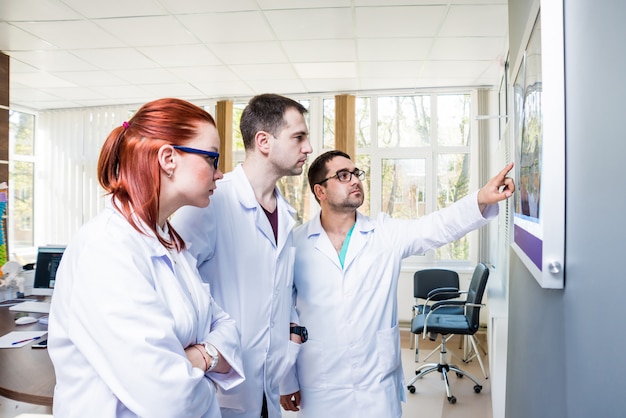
[497,162,514,178]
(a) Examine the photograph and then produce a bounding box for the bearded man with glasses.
[279,150,515,417]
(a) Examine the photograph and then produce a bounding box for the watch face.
[290,326,308,342]
[204,343,218,357]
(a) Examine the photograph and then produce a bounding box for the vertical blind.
[36,105,131,246]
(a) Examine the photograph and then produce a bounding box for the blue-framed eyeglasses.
[172,146,220,169]
[317,168,365,185]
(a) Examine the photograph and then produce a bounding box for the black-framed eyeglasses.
[317,168,365,185]
[172,146,220,169]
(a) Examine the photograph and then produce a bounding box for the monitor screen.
[31,246,66,296]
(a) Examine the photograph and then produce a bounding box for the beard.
[340,187,364,210]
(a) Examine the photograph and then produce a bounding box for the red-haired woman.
[48,98,244,417]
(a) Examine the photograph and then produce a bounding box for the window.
[8,110,35,254]
[323,92,475,263]
[31,92,478,266]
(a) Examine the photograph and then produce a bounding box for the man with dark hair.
[280,150,514,417]
[173,94,313,418]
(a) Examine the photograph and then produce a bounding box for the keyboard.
[9,301,51,314]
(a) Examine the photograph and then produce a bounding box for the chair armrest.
[430,300,466,312]
[424,287,463,307]
[426,287,460,299]
[421,302,485,338]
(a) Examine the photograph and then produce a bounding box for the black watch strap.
[290,325,308,343]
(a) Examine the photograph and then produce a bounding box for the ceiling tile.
[357,38,433,61]
[282,40,356,63]
[0,23,58,51]
[138,45,222,67]
[265,8,353,40]
[1,1,510,110]
[246,79,308,95]
[10,87,66,102]
[302,78,359,93]
[61,0,167,19]
[95,16,199,47]
[355,6,447,38]
[139,83,205,98]
[160,0,258,14]
[293,62,356,79]
[420,60,494,78]
[430,37,507,61]
[91,84,152,100]
[230,63,299,80]
[71,48,158,70]
[359,77,419,91]
[355,0,447,5]
[439,5,508,37]
[38,86,103,101]
[12,21,125,49]
[193,80,255,98]
[8,50,94,71]
[0,0,81,21]
[208,42,287,65]
[110,68,183,84]
[11,71,76,88]
[259,0,351,9]
[168,66,240,83]
[51,71,126,87]
[359,61,423,78]
[178,11,274,43]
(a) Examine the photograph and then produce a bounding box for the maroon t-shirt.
[262,206,278,243]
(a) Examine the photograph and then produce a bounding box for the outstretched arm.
[477,162,515,213]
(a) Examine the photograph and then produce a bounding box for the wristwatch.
[203,342,219,372]
[290,325,308,343]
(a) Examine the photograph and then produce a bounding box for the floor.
[283,330,492,418]
[0,331,491,418]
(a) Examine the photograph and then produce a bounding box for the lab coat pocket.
[275,340,301,384]
[375,325,401,381]
[296,340,326,389]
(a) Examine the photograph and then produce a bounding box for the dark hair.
[308,150,352,201]
[239,93,308,150]
[97,98,216,250]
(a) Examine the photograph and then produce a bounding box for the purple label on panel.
[514,224,542,270]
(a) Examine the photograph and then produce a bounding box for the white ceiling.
[0,0,509,111]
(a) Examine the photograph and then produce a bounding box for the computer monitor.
[31,246,66,296]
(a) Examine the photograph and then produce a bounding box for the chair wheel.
[474,385,482,393]
[456,372,463,378]
[407,385,416,394]
[448,396,456,404]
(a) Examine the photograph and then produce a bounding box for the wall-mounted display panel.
[510,0,565,289]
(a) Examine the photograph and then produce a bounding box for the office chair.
[411,269,489,379]
[406,262,490,404]
[410,269,463,362]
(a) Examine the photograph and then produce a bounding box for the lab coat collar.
[231,164,297,250]
[306,210,375,270]
[104,197,173,267]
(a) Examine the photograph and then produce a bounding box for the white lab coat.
[48,203,244,418]
[281,191,498,418]
[172,165,300,418]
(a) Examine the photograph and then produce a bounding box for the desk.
[0,302,54,406]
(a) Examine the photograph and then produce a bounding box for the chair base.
[407,363,483,404]
[414,334,489,379]
[407,337,484,404]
